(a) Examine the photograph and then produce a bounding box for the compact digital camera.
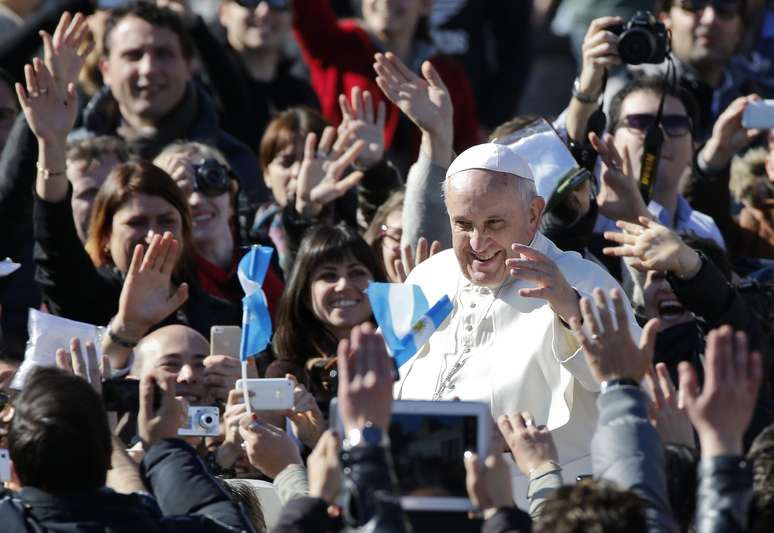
[608,11,668,65]
[178,406,220,437]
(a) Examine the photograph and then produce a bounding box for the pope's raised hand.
[506,243,580,323]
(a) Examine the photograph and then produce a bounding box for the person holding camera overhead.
[153,141,284,317]
[567,1,759,143]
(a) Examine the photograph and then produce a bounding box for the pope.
[396,143,641,488]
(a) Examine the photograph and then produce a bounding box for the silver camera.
[178,406,220,437]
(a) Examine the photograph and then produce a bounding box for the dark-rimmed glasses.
[617,113,693,138]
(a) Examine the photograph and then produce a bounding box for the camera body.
[178,406,220,437]
[609,11,668,65]
[192,159,230,196]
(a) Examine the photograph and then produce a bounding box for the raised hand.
[138,370,188,446]
[588,131,650,223]
[295,126,365,217]
[569,287,659,383]
[40,11,93,99]
[215,388,252,470]
[701,95,762,170]
[283,373,326,448]
[506,243,581,323]
[113,232,190,342]
[393,236,442,282]
[578,17,624,98]
[603,216,702,278]
[336,323,393,432]
[307,430,342,504]
[373,52,452,141]
[337,86,386,170]
[464,452,514,519]
[203,355,257,403]
[55,337,112,395]
[497,412,559,476]
[238,414,303,478]
[16,58,78,143]
[643,363,695,448]
[679,327,762,458]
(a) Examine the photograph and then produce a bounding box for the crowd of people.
[0,0,774,531]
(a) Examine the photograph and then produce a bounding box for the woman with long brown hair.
[267,223,386,407]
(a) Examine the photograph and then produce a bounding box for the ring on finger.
[591,333,599,341]
[316,149,329,159]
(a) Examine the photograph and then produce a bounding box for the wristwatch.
[343,421,390,450]
[600,378,640,394]
[572,77,601,104]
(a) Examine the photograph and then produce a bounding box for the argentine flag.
[237,245,274,361]
[366,282,453,367]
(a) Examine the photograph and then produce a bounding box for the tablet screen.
[389,413,479,498]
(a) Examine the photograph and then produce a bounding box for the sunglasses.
[673,0,739,20]
[618,113,693,138]
[191,159,231,197]
[235,0,290,10]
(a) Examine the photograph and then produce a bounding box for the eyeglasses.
[673,0,739,20]
[617,113,693,138]
[235,0,290,11]
[191,159,231,197]
[379,224,402,244]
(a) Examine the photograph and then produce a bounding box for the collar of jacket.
[16,485,150,523]
[80,80,222,160]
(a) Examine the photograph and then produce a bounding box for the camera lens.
[618,28,656,65]
[193,159,229,197]
[198,412,216,430]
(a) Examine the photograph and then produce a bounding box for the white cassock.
[396,232,641,503]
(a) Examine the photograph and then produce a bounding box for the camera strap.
[638,57,675,204]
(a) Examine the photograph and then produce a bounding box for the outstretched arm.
[571,289,677,532]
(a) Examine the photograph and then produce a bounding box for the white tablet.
[330,399,491,512]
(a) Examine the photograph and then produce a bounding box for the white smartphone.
[236,378,294,411]
[0,448,11,482]
[742,100,774,129]
[210,326,242,358]
[329,399,491,512]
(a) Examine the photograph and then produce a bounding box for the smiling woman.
[154,141,284,316]
[267,223,386,407]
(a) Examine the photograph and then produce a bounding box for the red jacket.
[292,0,481,157]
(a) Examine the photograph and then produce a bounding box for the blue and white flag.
[366,282,453,367]
[237,246,274,361]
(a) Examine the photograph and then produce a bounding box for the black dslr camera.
[191,158,230,197]
[609,11,668,65]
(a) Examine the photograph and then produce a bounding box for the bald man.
[132,325,209,404]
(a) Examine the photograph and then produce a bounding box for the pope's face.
[445,169,544,288]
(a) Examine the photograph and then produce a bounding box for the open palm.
[374,52,452,136]
[17,58,78,143]
[295,127,365,217]
[41,11,93,98]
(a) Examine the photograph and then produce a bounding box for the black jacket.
[0,113,40,352]
[33,191,240,336]
[273,442,410,532]
[0,439,255,533]
[189,17,319,152]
